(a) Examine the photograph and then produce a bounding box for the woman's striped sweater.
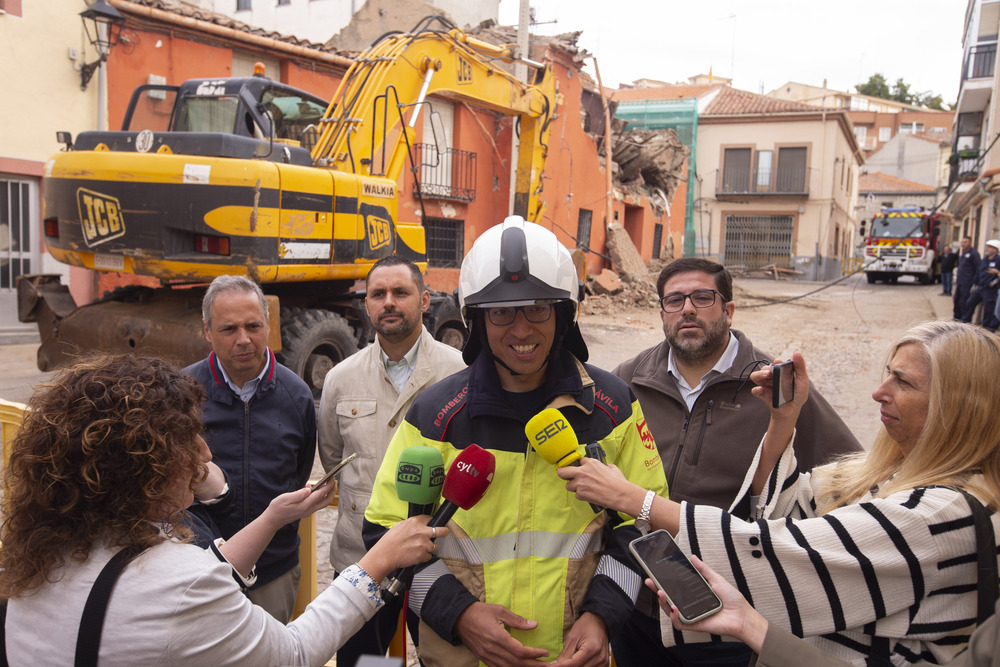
[661,439,1000,666]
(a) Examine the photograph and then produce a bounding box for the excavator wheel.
[278,308,359,399]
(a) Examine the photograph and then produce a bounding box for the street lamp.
[79,0,124,91]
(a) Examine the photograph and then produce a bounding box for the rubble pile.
[580,226,661,315]
[611,127,690,212]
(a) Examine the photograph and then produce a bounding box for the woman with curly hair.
[0,354,443,665]
[559,321,1000,665]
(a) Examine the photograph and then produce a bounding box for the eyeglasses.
[659,289,723,313]
[485,304,554,326]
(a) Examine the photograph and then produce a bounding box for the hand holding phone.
[771,360,795,409]
[629,530,722,624]
[311,452,358,490]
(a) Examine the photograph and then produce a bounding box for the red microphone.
[386,444,495,595]
[428,443,496,529]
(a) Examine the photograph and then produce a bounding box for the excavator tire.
[278,308,359,399]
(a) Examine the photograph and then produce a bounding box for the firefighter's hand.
[552,612,609,666]
[455,602,549,666]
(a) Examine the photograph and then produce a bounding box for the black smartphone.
[771,360,795,409]
[311,452,358,490]
[629,530,722,624]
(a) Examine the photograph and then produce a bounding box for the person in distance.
[559,321,1000,664]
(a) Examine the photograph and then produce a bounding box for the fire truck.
[862,207,946,284]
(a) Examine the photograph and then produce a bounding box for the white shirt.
[217,353,271,403]
[380,337,420,393]
[667,332,739,411]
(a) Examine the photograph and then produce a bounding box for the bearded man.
[609,258,861,667]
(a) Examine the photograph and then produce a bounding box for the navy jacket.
[974,252,1000,290]
[184,350,316,587]
[957,248,981,287]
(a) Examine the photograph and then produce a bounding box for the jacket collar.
[207,348,276,402]
[467,349,595,421]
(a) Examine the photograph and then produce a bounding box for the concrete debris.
[611,127,690,213]
[590,269,623,296]
[605,225,651,285]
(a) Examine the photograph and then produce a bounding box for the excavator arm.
[312,15,556,223]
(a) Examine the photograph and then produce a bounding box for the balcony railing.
[963,42,997,82]
[949,148,982,185]
[412,143,477,202]
[716,166,809,196]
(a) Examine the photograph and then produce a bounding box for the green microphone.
[395,445,445,517]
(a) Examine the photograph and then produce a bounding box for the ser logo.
[77,188,125,247]
[396,463,423,485]
[532,418,567,445]
[366,215,392,251]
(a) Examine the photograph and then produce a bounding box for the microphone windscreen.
[441,443,495,510]
[525,408,582,468]
[395,446,445,506]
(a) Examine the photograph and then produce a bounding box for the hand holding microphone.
[386,444,496,596]
[525,408,605,513]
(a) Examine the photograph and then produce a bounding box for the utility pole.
[509,0,530,216]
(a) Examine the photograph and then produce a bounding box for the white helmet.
[458,216,579,318]
[458,216,587,363]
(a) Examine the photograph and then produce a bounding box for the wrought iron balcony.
[962,43,997,82]
[716,166,809,197]
[412,143,477,202]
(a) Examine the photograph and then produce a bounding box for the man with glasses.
[364,216,668,666]
[610,257,861,667]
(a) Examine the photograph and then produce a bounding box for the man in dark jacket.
[962,240,1000,330]
[954,236,981,319]
[185,275,316,622]
[939,244,957,296]
[611,257,862,667]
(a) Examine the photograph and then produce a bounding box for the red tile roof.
[610,84,719,102]
[704,87,832,115]
[859,172,935,194]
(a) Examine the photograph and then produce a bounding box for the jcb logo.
[366,215,392,251]
[533,418,567,445]
[457,56,472,84]
[77,188,125,247]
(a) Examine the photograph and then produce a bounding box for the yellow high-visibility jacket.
[365,350,668,665]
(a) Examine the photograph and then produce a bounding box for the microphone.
[385,444,496,596]
[395,446,445,517]
[525,408,604,513]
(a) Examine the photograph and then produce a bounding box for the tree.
[891,77,914,104]
[856,73,890,99]
[856,73,948,109]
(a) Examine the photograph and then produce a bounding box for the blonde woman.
[559,321,1000,665]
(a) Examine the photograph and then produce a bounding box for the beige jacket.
[318,326,465,572]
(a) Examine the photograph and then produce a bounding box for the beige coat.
[318,326,465,572]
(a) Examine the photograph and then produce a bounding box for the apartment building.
[768,81,953,157]
[945,0,1000,249]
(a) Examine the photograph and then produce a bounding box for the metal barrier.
[843,256,864,275]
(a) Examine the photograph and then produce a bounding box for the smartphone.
[771,360,795,409]
[629,530,723,624]
[311,452,358,490]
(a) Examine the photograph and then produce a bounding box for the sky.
[497,0,968,104]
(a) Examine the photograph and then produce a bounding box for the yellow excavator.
[19,16,556,395]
